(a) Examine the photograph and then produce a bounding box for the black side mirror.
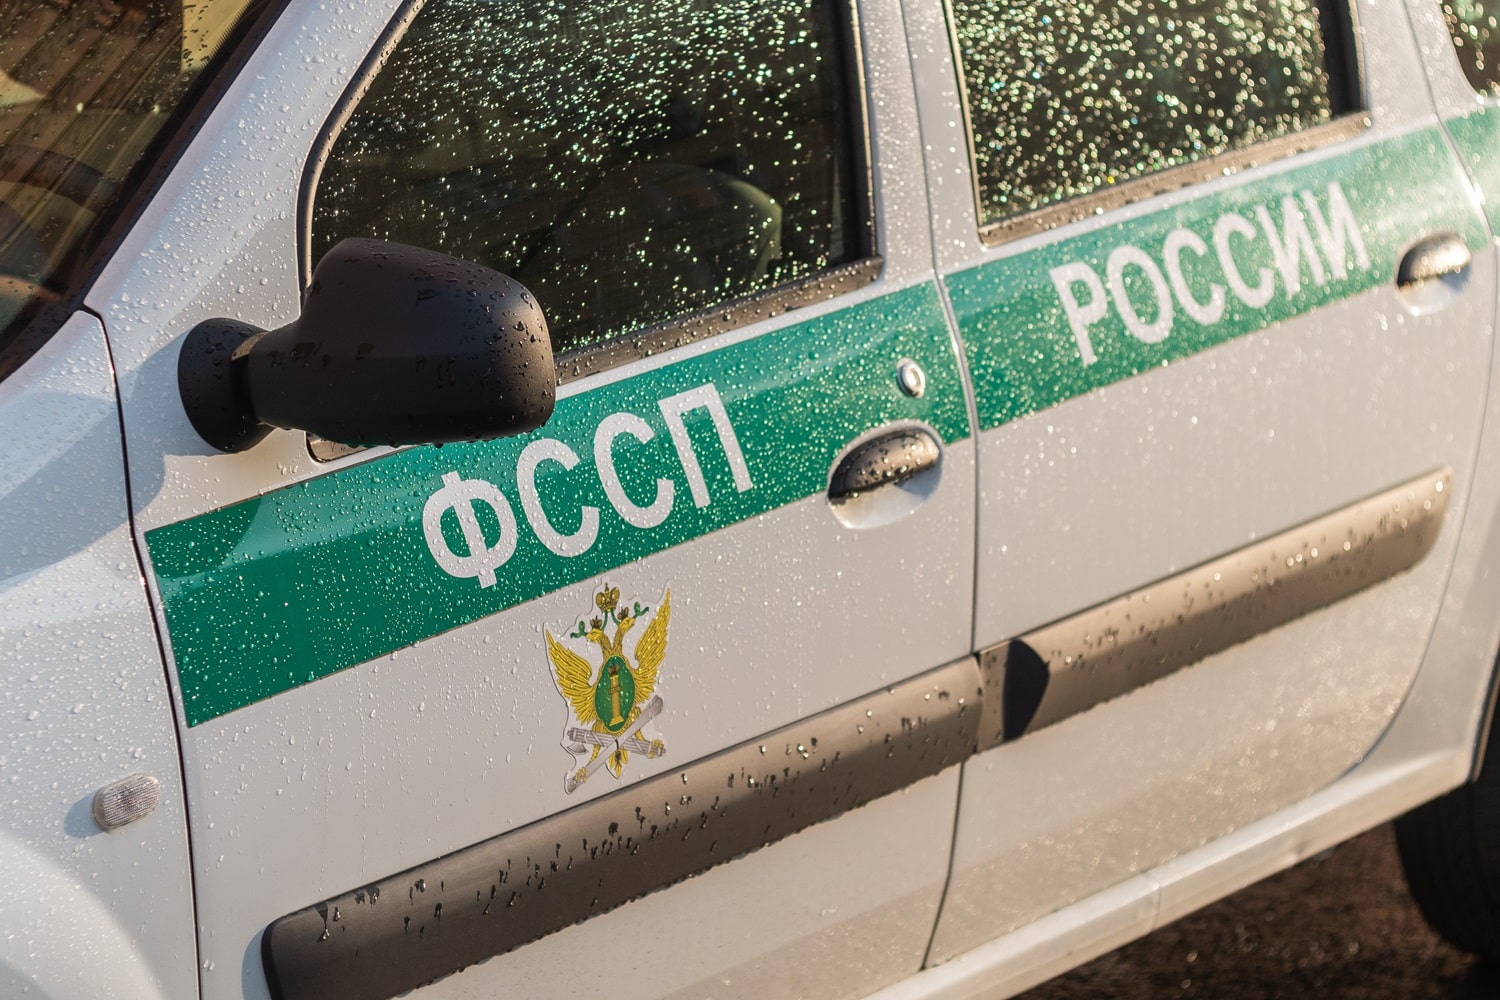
[178,238,555,452]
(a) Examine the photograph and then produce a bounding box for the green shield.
[594,655,636,733]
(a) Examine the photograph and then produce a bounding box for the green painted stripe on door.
[950,125,1485,431]
[147,281,968,726]
[150,127,1481,727]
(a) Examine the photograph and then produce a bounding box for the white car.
[5,0,1500,997]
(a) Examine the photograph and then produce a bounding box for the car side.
[4,0,1500,998]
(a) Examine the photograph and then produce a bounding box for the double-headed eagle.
[547,586,670,791]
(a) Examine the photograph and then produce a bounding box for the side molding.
[262,659,983,1000]
[983,469,1452,747]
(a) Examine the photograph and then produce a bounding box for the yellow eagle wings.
[546,630,597,726]
[631,589,670,704]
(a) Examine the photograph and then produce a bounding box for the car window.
[310,0,862,364]
[947,0,1347,230]
[0,0,262,366]
[1437,0,1500,94]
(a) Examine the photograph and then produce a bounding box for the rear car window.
[0,1,262,362]
[310,0,862,362]
[948,0,1347,228]
[1438,0,1500,94]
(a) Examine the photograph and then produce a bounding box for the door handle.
[1397,232,1471,291]
[827,427,941,502]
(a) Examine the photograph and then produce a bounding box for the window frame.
[941,0,1370,247]
[298,0,880,390]
[0,0,290,385]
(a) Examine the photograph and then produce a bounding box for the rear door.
[99,1,978,998]
[903,0,1496,958]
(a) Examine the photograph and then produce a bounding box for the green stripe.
[950,126,1486,430]
[1444,106,1500,235]
[147,282,968,726]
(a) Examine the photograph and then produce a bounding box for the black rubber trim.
[1315,0,1364,116]
[835,0,877,262]
[262,657,982,1000]
[979,469,1451,747]
[294,0,426,286]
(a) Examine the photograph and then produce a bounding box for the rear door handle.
[827,427,941,502]
[1397,232,1471,290]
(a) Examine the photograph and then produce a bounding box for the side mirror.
[178,238,555,452]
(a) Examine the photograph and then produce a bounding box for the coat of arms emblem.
[546,584,670,793]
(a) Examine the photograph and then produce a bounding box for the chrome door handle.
[1397,232,1472,290]
[827,428,941,502]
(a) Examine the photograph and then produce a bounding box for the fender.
[0,830,173,1000]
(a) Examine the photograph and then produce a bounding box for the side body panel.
[905,0,1496,960]
[0,313,197,999]
[95,1,977,998]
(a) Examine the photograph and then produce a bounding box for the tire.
[1396,712,1500,958]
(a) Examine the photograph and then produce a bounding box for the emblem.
[547,584,670,793]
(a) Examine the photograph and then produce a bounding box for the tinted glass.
[312,0,859,361]
[949,0,1339,226]
[1440,0,1500,94]
[0,1,260,356]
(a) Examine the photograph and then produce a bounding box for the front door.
[100,1,978,998]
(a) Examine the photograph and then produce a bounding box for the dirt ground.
[1018,824,1500,999]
